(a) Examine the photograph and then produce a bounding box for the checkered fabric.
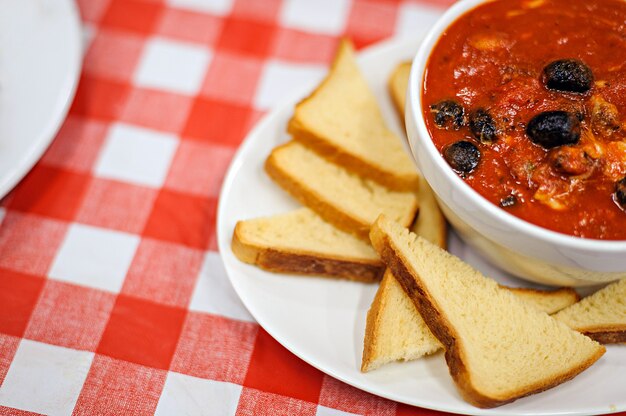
[0,0,486,414]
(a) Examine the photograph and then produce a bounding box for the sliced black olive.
[469,109,498,143]
[614,177,626,210]
[542,59,593,94]
[430,100,465,130]
[443,141,480,173]
[499,195,517,208]
[526,111,581,149]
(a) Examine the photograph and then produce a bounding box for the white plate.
[217,36,626,416]
[0,0,82,198]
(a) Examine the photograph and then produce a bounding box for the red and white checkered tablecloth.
[0,0,481,414]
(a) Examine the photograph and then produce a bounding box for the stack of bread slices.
[231,44,624,409]
[232,40,421,282]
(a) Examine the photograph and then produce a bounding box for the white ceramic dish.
[406,0,626,286]
[217,36,626,415]
[0,0,82,198]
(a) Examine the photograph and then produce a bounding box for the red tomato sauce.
[422,0,626,240]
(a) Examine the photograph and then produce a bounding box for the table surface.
[1,0,617,415]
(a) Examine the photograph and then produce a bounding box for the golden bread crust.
[232,221,383,282]
[553,278,626,344]
[388,61,448,249]
[582,326,626,344]
[361,270,393,371]
[369,216,605,409]
[289,131,419,192]
[287,40,419,192]
[387,61,411,123]
[264,143,371,239]
[412,182,447,250]
[505,286,580,301]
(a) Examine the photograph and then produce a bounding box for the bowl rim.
[407,0,626,253]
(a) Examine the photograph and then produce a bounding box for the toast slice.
[506,287,580,314]
[265,141,419,239]
[554,279,626,343]
[411,179,447,250]
[388,61,447,248]
[287,40,419,191]
[232,208,384,282]
[369,215,605,408]
[388,61,411,121]
[362,271,580,372]
[362,270,442,372]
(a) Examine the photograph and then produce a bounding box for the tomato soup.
[422,0,626,239]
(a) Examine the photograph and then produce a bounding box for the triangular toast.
[388,61,411,121]
[232,208,383,282]
[362,271,580,371]
[369,215,605,408]
[265,141,418,239]
[387,61,447,248]
[554,278,626,343]
[287,40,419,191]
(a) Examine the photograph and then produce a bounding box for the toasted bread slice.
[287,40,419,191]
[388,61,448,249]
[362,272,580,372]
[506,287,580,315]
[388,61,411,121]
[411,181,447,250]
[265,141,419,239]
[362,270,442,372]
[554,279,626,343]
[369,215,605,408]
[232,208,384,282]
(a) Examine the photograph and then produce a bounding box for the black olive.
[469,109,498,143]
[526,111,581,149]
[499,195,517,208]
[443,141,481,173]
[614,177,626,210]
[430,100,465,130]
[542,59,593,94]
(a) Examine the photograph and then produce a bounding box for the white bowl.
[405,0,626,286]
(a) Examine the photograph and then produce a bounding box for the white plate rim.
[216,36,626,416]
[0,0,83,199]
